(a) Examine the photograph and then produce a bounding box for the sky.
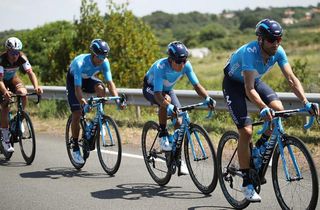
[0,0,319,32]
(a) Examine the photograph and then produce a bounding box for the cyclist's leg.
[223,76,260,201]
[168,90,182,129]
[1,80,14,152]
[11,75,27,109]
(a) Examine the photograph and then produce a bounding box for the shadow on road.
[19,167,113,179]
[0,158,27,167]
[91,182,211,200]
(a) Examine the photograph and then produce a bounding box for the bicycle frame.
[256,107,317,181]
[82,96,123,148]
[170,102,213,163]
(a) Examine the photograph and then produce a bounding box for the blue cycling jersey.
[145,58,199,92]
[69,54,112,87]
[225,41,288,83]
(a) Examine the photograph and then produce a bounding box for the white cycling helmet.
[5,37,23,51]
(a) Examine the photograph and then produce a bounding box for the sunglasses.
[265,36,282,44]
[8,50,20,56]
[174,58,187,64]
[94,53,107,61]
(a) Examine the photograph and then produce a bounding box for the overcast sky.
[0,0,319,31]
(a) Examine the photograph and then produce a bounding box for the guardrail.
[27,86,320,113]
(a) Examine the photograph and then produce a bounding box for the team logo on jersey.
[247,46,257,53]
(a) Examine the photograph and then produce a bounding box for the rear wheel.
[184,123,218,194]
[18,112,36,165]
[65,115,86,169]
[97,115,122,175]
[141,121,171,186]
[217,131,250,209]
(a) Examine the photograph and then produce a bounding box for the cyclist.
[222,19,319,202]
[143,41,215,175]
[66,38,123,164]
[0,37,43,153]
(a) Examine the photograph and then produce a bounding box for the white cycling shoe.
[2,140,14,152]
[178,160,189,176]
[241,184,261,202]
[72,150,84,164]
[159,136,172,151]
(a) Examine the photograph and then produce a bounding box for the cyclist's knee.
[238,126,253,140]
[268,100,284,111]
[16,86,27,95]
[163,94,171,103]
[95,83,106,97]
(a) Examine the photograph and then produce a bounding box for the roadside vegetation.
[1,0,319,157]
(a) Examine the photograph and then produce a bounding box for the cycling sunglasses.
[8,50,20,56]
[265,36,282,44]
[174,58,187,64]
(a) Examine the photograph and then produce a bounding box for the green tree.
[103,0,160,88]
[73,0,105,54]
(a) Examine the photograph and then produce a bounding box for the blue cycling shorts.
[222,67,279,129]
[66,71,104,112]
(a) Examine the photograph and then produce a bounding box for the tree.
[103,0,160,88]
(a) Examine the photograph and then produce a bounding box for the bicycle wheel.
[141,121,171,186]
[217,130,250,209]
[96,115,122,175]
[272,135,319,210]
[18,112,36,165]
[65,115,86,169]
[184,123,218,194]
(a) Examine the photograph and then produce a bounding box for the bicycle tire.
[217,130,250,209]
[18,111,36,165]
[96,115,122,175]
[272,135,319,210]
[184,123,218,194]
[141,121,171,186]
[65,115,86,169]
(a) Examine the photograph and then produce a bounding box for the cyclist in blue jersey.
[66,39,122,164]
[143,41,215,174]
[222,19,319,202]
[0,37,43,153]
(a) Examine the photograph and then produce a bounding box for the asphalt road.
[0,133,319,210]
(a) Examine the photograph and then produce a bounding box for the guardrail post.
[136,106,141,119]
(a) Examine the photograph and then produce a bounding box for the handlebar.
[1,92,41,104]
[256,106,319,134]
[82,94,127,114]
[176,100,214,119]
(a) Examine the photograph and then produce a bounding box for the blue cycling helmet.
[167,41,189,61]
[255,19,283,40]
[90,39,110,56]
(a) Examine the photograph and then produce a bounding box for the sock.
[241,169,250,187]
[159,124,168,137]
[72,138,79,151]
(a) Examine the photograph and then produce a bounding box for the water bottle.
[252,147,262,170]
[173,129,180,142]
[85,121,93,140]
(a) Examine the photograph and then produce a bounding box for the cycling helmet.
[90,39,110,56]
[167,41,188,62]
[255,19,283,41]
[5,37,23,51]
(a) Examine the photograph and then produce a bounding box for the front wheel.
[272,135,319,210]
[96,115,122,175]
[18,112,36,165]
[141,121,171,186]
[65,115,86,169]
[184,123,218,194]
[217,131,250,209]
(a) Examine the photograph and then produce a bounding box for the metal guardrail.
[26,85,320,112]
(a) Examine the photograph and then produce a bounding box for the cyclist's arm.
[193,83,209,99]
[106,80,118,97]
[243,70,268,110]
[75,86,86,106]
[280,63,308,104]
[27,70,43,94]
